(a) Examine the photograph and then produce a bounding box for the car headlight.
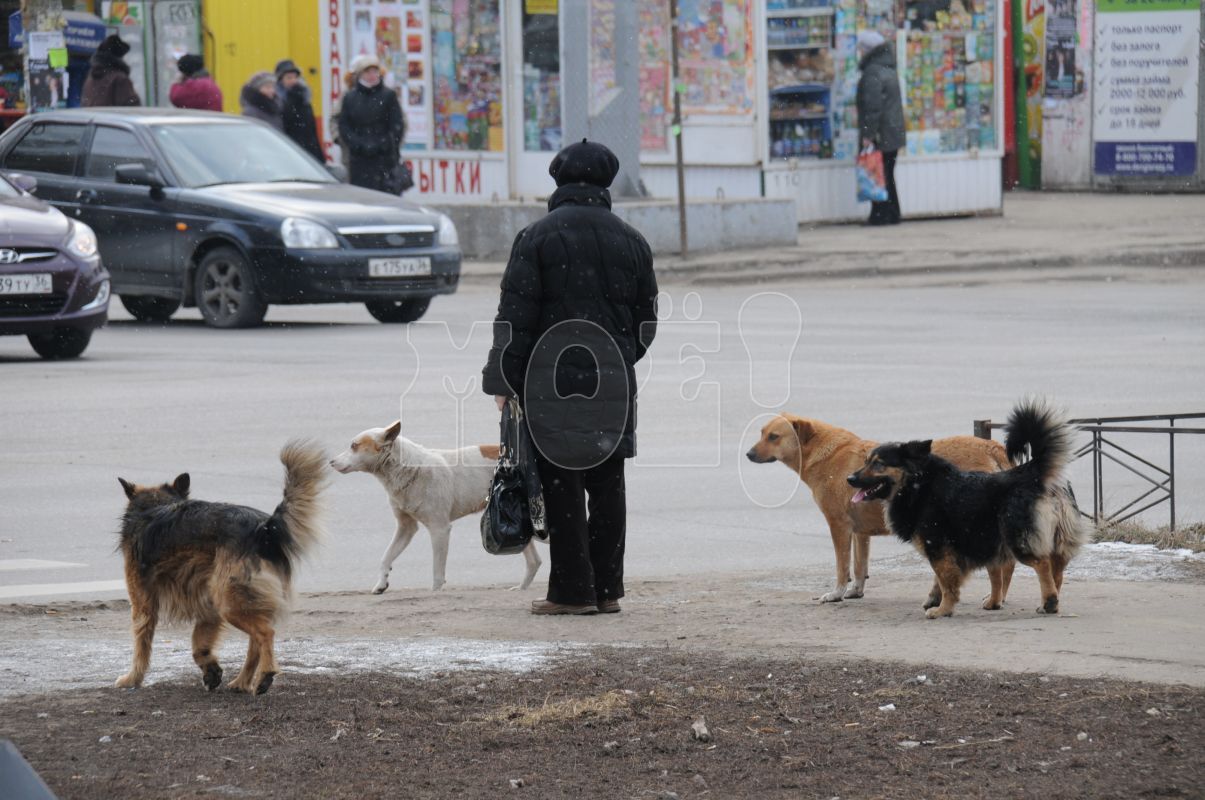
[66,221,99,259]
[81,279,110,311]
[281,217,339,249]
[437,214,459,247]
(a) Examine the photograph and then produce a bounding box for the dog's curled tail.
[274,439,329,565]
[1004,398,1076,490]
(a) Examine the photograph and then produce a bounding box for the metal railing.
[973,413,1205,531]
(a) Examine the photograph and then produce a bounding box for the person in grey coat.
[856,31,906,225]
[240,72,283,131]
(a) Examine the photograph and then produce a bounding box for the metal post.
[973,419,992,440]
[669,0,688,256]
[1169,419,1176,531]
[1093,429,1103,526]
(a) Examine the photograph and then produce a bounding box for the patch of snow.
[0,636,577,698]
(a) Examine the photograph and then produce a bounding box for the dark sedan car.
[0,171,109,359]
[0,109,460,328]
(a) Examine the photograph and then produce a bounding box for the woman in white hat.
[855,30,905,225]
[337,55,405,193]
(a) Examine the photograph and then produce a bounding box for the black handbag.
[388,161,414,194]
[481,399,546,555]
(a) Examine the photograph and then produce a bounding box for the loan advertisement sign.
[1093,0,1201,177]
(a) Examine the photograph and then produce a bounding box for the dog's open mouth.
[850,479,890,504]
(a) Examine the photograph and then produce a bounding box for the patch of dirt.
[2,647,1202,800]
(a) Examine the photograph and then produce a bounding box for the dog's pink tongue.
[851,488,868,504]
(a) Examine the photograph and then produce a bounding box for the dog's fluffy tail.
[1005,398,1075,491]
[271,439,328,569]
[1051,482,1094,560]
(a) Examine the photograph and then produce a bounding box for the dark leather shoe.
[596,599,621,614]
[531,599,597,616]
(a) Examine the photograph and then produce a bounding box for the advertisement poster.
[676,0,754,114]
[402,0,429,147]
[1022,0,1045,174]
[26,31,67,113]
[589,0,617,115]
[1044,0,1076,98]
[1093,0,1201,177]
[351,1,376,61]
[637,0,670,150]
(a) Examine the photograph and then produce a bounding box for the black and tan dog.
[847,399,1092,619]
[115,441,327,694]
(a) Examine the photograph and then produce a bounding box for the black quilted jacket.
[481,182,658,460]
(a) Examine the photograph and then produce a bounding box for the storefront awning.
[8,11,109,55]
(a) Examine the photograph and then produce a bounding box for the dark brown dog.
[115,441,326,694]
[747,414,1013,605]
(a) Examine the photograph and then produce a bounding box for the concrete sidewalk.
[460,192,1205,285]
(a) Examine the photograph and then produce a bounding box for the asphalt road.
[2,271,1203,603]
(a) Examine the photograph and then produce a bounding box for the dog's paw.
[1037,596,1059,615]
[371,580,388,595]
[431,580,446,591]
[254,672,276,696]
[114,673,140,689]
[818,590,845,603]
[226,678,253,693]
[843,586,865,600]
[925,607,953,619]
[202,663,223,691]
[982,598,1003,611]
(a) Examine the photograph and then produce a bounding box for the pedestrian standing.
[275,59,324,162]
[481,139,659,616]
[337,55,404,193]
[240,71,282,131]
[81,34,140,108]
[169,54,223,111]
[856,30,905,225]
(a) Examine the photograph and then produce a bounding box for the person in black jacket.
[856,30,906,225]
[275,59,324,163]
[337,55,404,192]
[482,139,659,616]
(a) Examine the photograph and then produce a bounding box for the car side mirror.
[7,172,37,194]
[325,163,348,183]
[115,163,164,191]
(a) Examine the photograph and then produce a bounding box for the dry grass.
[1096,520,1205,553]
[484,689,632,727]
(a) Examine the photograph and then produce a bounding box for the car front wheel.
[120,294,180,323]
[195,246,267,329]
[365,298,431,323]
[28,328,92,359]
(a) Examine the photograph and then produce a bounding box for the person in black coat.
[482,139,659,616]
[337,55,404,192]
[275,59,324,163]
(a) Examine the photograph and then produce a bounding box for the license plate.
[368,257,431,278]
[0,273,52,295]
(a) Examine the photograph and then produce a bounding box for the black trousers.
[869,149,900,224]
[536,454,626,606]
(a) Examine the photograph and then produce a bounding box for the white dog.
[330,421,542,594]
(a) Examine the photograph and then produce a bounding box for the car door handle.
[76,189,98,203]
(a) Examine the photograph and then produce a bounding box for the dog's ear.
[118,477,136,500]
[903,440,932,461]
[172,473,190,497]
[383,421,402,443]
[790,418,813,445]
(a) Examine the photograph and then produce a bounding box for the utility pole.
[669,0,687,256]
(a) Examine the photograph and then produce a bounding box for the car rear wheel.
[120,294,180,323]
[365,298,431,324]
[28,328,92,360]
[195,247,267,329]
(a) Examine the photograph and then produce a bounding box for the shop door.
[509,6,562,198]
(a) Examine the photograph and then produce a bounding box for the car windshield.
[150,122,334,188]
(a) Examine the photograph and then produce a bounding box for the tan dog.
[747,414,1011,604]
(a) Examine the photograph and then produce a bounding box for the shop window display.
[430,0,503,152]
[827,0,996,160]
[522,9,560,152]
[767,0,836,159]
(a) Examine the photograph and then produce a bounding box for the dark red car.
[0,171,109,359]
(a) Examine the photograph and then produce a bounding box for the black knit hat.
[177,54,204,77]
[97,34,130,58]
[548,139,620,188]
[275,59,302,81]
